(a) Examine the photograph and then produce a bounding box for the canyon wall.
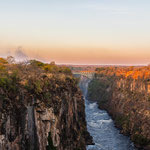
[0,59,92,150]
[87,70,150,149]
[0,75,92,150]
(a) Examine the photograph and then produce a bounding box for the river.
[80,78,136,150]
[85,100,136,150]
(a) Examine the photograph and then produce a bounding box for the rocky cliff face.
[0,65,92,150]
[88,74,150,149]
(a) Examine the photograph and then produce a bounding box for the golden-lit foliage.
[29,59,72,74]
[96,66,150,80]
[0,57,73,94]
[0,57,79,117]
[0,58,8,71]
[0,57,76,109]
[0,58,8,65]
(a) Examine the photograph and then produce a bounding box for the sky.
[0,0,150,65]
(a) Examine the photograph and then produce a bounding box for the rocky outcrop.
[0,74,92,150]
[88,75,150,149]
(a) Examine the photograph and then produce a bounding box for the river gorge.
[79,77,136,150]
[1,59,150,149]
[85,101,135,150]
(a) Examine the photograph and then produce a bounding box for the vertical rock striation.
[87,70,150,149]
[0,74,92,150]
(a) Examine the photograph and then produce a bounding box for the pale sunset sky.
[0,0,150,65]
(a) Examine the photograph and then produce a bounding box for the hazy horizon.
[1,0,150,65]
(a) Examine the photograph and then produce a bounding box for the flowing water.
[85,100,136,150]
[80,79,136,150]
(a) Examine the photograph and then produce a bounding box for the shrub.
[132,134,150,146]
[87,78,111,103]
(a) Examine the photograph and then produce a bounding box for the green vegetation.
[0,57,77,114]
[0,57,89,150]
[87,78,112,106]
[132,134,150,146]
[115,115,130,133]
[29,59,72,74]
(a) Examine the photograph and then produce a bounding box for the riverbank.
[87,67,150,149]
[79,76,136,150]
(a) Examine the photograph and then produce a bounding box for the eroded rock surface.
[0,75,92,150]
[88,73,150,149]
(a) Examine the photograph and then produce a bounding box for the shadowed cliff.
[0,57,92,150]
